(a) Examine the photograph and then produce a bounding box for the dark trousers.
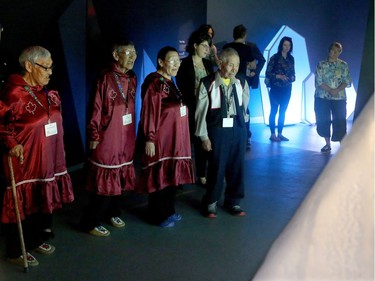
[3,213,52,258]
[80,193,122,231]
[203,121,246,206]
[148,186,176,225]
[193,136,209,178]
[269,86,292,134]
[314,97,347,141]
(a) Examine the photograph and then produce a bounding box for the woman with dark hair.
[138,46,194,227]
[265,36,295,142]
[176,30,213,186]
[198,24,219,65]
[314,42,352,153]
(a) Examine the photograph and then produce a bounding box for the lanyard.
[221,84,234,117]
[113,73,129,111]
[24,86,51,121]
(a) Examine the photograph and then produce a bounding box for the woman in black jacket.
[176,29,213,186]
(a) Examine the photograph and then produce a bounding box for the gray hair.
[18,46,51,71]
[219,47,239,63]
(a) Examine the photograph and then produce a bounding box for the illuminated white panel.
[260,25,311,125]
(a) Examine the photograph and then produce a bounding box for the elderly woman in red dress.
[0,46,74,267]
[138,46,195,227]
[80,41,137,237]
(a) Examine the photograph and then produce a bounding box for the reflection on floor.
[0,122,343,281]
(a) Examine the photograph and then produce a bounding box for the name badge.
[180,105,187,117]
[45,122,58,137]
[123,113,132,125]
[222,118,234,128]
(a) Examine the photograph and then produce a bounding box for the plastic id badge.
[122,113,132,125]
[222,117,233,127]
[45,122,58,137]
[180,105,187,117]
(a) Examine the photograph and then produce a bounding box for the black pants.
[203,121,246,207]
[314,97,347,142]
[269,86,292,134]
[80,193,122,231]
[193,136,209,178]
[3,213,52,258]
[148,186,176,225]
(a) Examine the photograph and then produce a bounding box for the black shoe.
[278,135,289,141]
[321,145,331,153]
[227,205,246,217]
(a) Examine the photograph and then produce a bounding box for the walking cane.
[8,155,29,273]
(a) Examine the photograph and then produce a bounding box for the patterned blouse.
[314,58,352,100]
[265,53,295,88]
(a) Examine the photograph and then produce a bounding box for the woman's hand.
[145,141,155,157]
[89,141,100,150]
[9,144,24,164]
[276,74,289,81]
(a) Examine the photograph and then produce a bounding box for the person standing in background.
[265,36,295,142]
[80,41,137,237]
[176,29,214,186]
[138,46,194,227]
[314,42,352,153]
[198,24,220,66]
[223,24,258,149]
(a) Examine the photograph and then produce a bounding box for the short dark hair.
[233,24,247,40]
[186,30,211,54]
[198,24,215,39]
[156,46,178,70]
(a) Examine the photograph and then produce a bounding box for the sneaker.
[278,135,289,141]
[33,243,55,255]
[269,135,281,142]
[228,205,246,217]
[159,218,175,228]
[89,226,110,237]
[169,213,182,222]
[205,202,217,218]
[321,144,331,153]
[110,217,125,228]
[7,252,39,267]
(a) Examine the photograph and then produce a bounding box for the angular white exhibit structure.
[260,25,357,125]
[252,96,374,281]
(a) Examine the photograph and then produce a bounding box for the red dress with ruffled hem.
[0,74,74,224]
[138,72,195,193]
[85,65,136,195]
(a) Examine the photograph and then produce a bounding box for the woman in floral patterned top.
[265,36,295,142]
[314,42,352,153]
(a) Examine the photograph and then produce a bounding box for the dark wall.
[0,0,85,167]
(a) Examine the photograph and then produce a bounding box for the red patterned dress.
[85,64,136,195]
[0,74,74,223]
[139,72,195,193]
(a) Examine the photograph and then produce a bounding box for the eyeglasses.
[199,43,210,49]
[118,50,138,57]
[34,62,54,71]
[166,59,181,65]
